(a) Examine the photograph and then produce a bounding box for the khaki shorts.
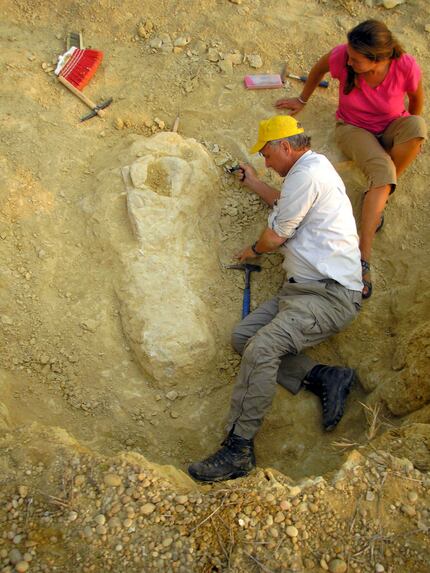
[335,115,427,191]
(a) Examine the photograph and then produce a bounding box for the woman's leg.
[390,137,423,176]
[382,116,427,178]
[336,123,396,297]
[359,184,391,297]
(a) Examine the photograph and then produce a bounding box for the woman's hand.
[274,97,305,115]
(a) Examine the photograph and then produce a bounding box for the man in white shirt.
[188,116,363,482]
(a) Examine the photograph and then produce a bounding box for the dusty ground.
[0,0,429,572]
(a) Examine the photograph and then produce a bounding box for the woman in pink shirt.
[275,20,426,298]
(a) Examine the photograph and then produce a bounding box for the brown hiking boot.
[188,433,255,482]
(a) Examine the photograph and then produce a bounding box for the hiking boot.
[305,365,356,431]
[188,433,255,482]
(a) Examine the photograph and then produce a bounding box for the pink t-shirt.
[329,44,421,134]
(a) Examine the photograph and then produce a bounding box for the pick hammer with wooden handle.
[58,76,106,118]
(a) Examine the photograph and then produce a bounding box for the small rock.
[166,390,178,401]
[149,37,163,49]
[94,514,106,525]
[401,504,416,517]
[96,524,107,535]
[80,319,98,332]
[375,564,385,573]
[9,549,22,565]
[141,503,156,515]
[408,491,418,503]
[174,37,189,47]
[154,117,165,129]
[328,559,347,573]
[274,511,285,523]
[15,563,29,573]
[280,499,291,511]
[137,24,147,39]
[218,59,233,75]
[207,48,219,62]
[114,118,124,130]
[162,536,173,547]
[229,0,242,4]
[425,24,430,33]
[226,52,242,66]
[320,558,329,571]
[104,473,122,487]
[381,0,405,8]
[366,490,375,502]
[74,475,85,487]
[286,525,298,538]
[248,54,263,69]
[18,485,28,498]
[288,486,301,497]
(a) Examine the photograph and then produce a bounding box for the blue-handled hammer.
[226,263,262,318]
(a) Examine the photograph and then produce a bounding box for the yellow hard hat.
[250,115,304,154]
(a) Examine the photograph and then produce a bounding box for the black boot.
[188,433,255,482]
[305,365,356,431]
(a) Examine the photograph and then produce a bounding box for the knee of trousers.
[241,333,291,366]
[362,154,396,187]
[231,328,248,355]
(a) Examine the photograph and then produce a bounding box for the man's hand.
[234,246,258,263]
[233,229,287,262]
[238,163,260,189]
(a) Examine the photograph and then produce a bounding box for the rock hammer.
[226,263,262,318]
[281,63,329,88]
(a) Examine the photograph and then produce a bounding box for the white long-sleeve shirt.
[268,150,362,292]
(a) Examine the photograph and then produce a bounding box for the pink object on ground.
[244,74,284,89]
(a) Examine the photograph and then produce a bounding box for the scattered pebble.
[9,549,22,564]
[248,54,263,68]
[141,503,156,515]
[328,558,347,573]
[114,117,124,130]
[104,473,122,487]
[286,525,298,538]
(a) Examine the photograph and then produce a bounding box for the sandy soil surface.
[0,1,429,572]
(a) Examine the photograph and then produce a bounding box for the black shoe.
[188,433,255,482]
[305,365,356,431]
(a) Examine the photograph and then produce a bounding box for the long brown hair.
[344,19,405,95]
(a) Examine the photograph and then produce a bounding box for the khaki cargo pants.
[226,279,361,439]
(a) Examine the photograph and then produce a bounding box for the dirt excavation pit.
[1,0,429,571]
[74,129,373,481]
